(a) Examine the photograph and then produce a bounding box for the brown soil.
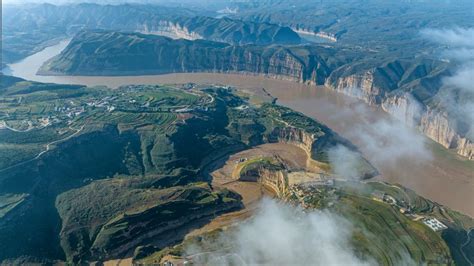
[187,143,308,237]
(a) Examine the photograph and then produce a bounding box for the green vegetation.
[0,77,357,263]
[137,179,474,265]
[290,180,474,265]
[171,16,301,45]
[56,180,241,262]
[2,3,300,66]
[35,13,472,152]
[240,157,283,174]
[1,3,196,65]
[232,0,473,55]
[39,30,345,81]
[2,1,473,264]
[0,193,28,219]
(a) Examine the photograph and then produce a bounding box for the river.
[2,40,473,217]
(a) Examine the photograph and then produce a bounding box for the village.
[0,84,219,133]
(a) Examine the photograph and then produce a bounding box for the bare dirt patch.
[187,143,310,237]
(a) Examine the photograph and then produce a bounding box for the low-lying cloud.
[355,114,432,164]
[421,27,474,48]
[328,144,370,179]
[326,101,432,178]
[185,198,374,265]
[421,27,474,140]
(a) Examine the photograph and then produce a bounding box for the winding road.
[0,125,84,173]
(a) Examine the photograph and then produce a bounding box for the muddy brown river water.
[3,40,473,217]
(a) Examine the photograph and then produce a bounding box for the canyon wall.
[140,17,301,46]
[140,20,203,40]
[326,72,473,160]
[292,28,338,42]
[269,127,315,157]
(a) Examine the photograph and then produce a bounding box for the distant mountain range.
[1,3,300,65]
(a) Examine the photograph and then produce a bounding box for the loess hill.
[1,3,301,66]
[0,75,371,263]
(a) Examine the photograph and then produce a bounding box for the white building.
[422,218,448,231]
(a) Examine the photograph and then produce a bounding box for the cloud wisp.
[325,101,432,179]
[185,198,374,266]
[421,27,474,139]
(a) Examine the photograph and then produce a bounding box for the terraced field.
[290,180,474,265]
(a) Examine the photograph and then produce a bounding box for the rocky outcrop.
[140,20,203,40]
[326,64,473,160]
[419,109,473,159]
[237,159,289,197]
[292,28,338,42]
[326,70,383,105]
[268,127,315,157]
[168,16,302,45]
[381,94,474,160]
[139,16,301,46]
[257,168,289,197]
[267,125,376,177]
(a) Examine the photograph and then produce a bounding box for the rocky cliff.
[39,30,335,82]
[292,28,338,42]
[144,16,301,45]
[258,168,289,197]
[141,20,203,40]
[268,127,316,157]
[325,61,473,160]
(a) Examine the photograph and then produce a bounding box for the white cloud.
[328,144,370,179]
[342,102,432,166]
[443,63,474,93]
[357,116,432,164]
[421,27,474,48]
[185,198,375,265]
[422,27,474,141]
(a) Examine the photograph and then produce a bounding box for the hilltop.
[0,75,371,263]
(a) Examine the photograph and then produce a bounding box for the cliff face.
[327,72,474,159]
[258,168,289,197]
[292,28,338,42]
[140,20,203,40]
[325,60,473,160]
[162,16,302,45]
[39,31,333,84]
[326,70,382,105]
[418,108,473,159]
[269,127,315,156]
